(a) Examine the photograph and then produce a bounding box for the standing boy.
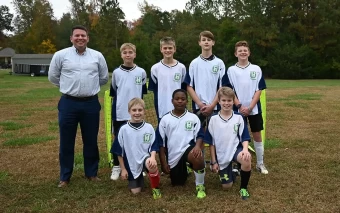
[205,87,252,200]
[185,31,226,125]
[223,41,268,174]
[110,43,147,180]
[157,89,206,199]
[111,98,161,199]
[149,37,187,121]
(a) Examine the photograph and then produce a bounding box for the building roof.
[0,47,15,57]
[12,54,54,59]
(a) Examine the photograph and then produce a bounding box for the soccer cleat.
[110,166,121,180]
[239,188,250,200]
[152,188,162,199]
[256,164,269,174]
[196,184,206,199]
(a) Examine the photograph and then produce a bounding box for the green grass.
[74,152,110,171]
[266,79,340,88]
[0,121,32,130]
[0,132,14,138]
[265,138,282,149]
[0,171,9,181]
[1,69,340,212]
[3,136,57,146]
[48,121,59,131]
[285,101,306,108]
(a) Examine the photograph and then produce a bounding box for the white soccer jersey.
[204,112,250,170]
[111,65,147,121]
[113,121,157,179]
[185,55,226,111]
[224,63,267,115]
[157,110,204,169]
[149,60,186,119]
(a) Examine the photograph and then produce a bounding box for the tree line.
[1,0,340,79]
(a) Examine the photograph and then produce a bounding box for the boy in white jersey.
[111,98,161,199]
[149,37,186,121]
[184,31,226,126]
[110,43,147,180]
[223,41,268,174]
[157,89,206,199]
[205,87,252,200]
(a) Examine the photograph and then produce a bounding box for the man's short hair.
[128,98,145,111]
[218,87,235,100]
[160,37,176,48]
[120,43,136,53]
[199,31,215,41]
[235,40,250,52]
[71,25,88,36]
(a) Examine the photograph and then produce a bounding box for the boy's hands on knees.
[146,157,157,170]
[191,145,203,158]
[240,150,251,161]
[121,169,128,180]
[161,162,170,174]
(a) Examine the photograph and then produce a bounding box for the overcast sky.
[3,0,188,21]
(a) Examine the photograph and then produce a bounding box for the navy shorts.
[246,113,263,132]
[128,157,149,189]
[218,147,242,184]
[170,145,194,186]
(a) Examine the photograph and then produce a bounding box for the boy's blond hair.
[218,87,235,100]
[160,37,176,48]
[234,40,250,53]
[120,43,136,53]
[128,98,145,111]
[199,31,215,41]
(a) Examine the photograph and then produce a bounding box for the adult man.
[48,25,109,187]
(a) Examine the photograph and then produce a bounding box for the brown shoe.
[58,181,69,188]
[87,176,101,182]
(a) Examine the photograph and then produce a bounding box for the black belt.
[63,94,98,101]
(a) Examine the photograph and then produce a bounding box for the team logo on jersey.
[143,133,152,143]
[211,65,219,74]
[135,76,142,85]
[185,121,194,131]
[250,71,257,80]
[173,73,181,82]
[233,123,240,134]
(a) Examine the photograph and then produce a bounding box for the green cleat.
[152,188,162,199]
[239,188,250,200]
[196,184,206,199]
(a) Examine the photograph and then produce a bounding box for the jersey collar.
[218,111,234,122]
[170,109,188,119]
[235,62,251,69]
[161,60,178,68]
[120,65,137,72]
[127,120,145,130]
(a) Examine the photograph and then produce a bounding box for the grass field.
[0,69,339,212]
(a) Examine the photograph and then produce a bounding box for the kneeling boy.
[111,98,161,199]
[205,87,252,200]
[157,89,206,198]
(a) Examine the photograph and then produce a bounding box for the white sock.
[254,141,264,165]
[194,169,205,186]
